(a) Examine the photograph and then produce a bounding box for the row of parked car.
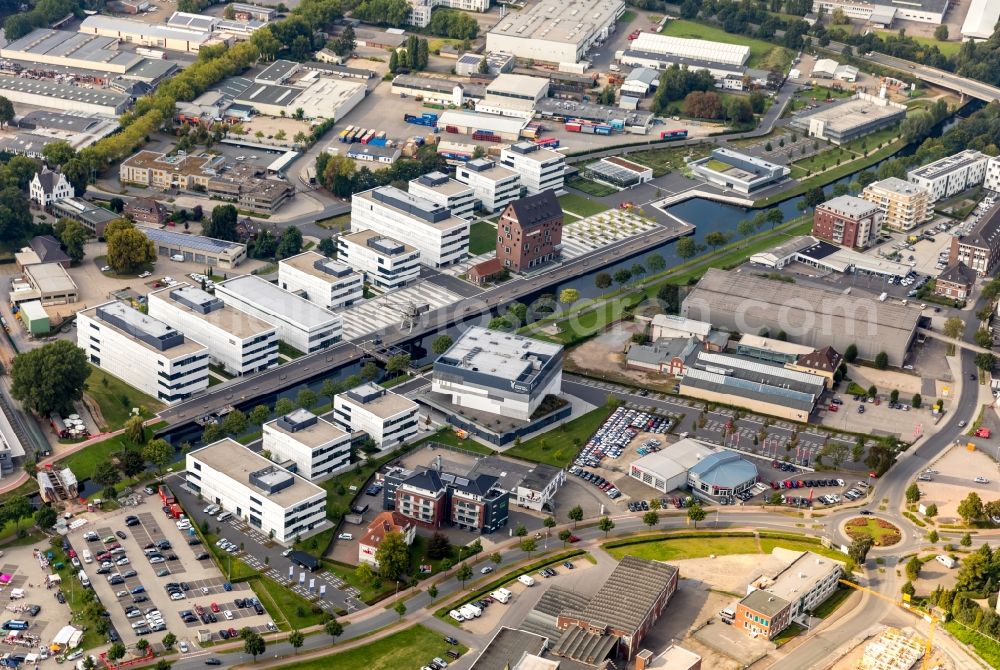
[575,408,671,467]
[568,466,621,499]
[770,477,845,490]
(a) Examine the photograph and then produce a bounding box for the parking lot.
[911,443,1000,523]
[68,491,275,650]
[0,546,69,661]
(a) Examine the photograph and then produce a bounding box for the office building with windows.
[499,143,565,195]
[455,159,521,213]
[262,409,352,481]
[332,383,420,449]
[337,230,421,291]
[407,172,476,220]
[860,177,930,231]
[278,251,364,311]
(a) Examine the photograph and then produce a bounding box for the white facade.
[811,0,948,24]
[455,159,521,213]
[748,551,843,622]
[499,143,565,196]
[985,155,1000,192]
[187,438,329,544]
[262,409,352,481]
[29,169,74,207]
[337,231,420,291]
[407,173,476,220]
[407,0,489,27]
[79,15,210,52]
[486,0,625,64]
[147,283,278,376]
[332,383,419,449]
[629,32,750,66]
[962,0,1000,40]
[351,186,469,268]
[907,150,987,203]
[214,275,341,354]
[78,301,209,403]
[278,251,364,311]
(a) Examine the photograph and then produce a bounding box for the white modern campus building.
[907,149,988,204]
[811,0,948,25]
[352,186,470,267]
[186,438,329,544]
[278,251,364,311]
[147,284,278,376]
[332,383,420,449]
[407,172,476,220]
[262,409,352,481]
[214,275,342,354]
[77,301,209,403]
[499,143,565,196]
[337,230,421,291]
[455,159,521,213]
[433,327,564,421]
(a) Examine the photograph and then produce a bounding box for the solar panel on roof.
[139,227,242,253]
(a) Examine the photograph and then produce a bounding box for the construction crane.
[377,300,430,333]
[838,578,938,670]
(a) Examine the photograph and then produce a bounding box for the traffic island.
[844,517,902,546]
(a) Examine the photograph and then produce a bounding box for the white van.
[77,570,90,588]
[490,588,511,604]
[216,511,233,522]
[82,550,92,564]
[936,555,957,569]
[518,575,535,587]
[459,603,482,618]
[448,609,465,622]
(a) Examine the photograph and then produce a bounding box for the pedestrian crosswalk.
[339,282,463,340]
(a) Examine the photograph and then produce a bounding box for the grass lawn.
[790,146,857,179]
[841,125,900,154]
[625,145,709,178]
[942,621,1000,668]
[85,365,164,431]
[60,422,165,482]
[468,220,497,255]
[278,341,305,359]
[49,546,108,650]
[661,19,786,68]
[324,560,396,603]
[704,159,733,172]
[406,534,462,579]
[558,193,609,218]
[845,518,900,545]
[567,175,618,197]
[875,31,963,57]
[774,622,804,646]
[250,576,326,630]
[504,404,613,467]
[413,428,495,455]
[316,214,351,231]
[758,535,845,562]
[606,535,760,561]
[811,586,854,618]
[272,625,467,670]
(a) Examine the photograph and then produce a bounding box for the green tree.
[934,24,948,41]
[276,226,304,259]
[543,516,556,535]
[961,532,972,547]
[374,531,410,582]
[905,555,921,581]
[559,529,572,546]
[844,344,858,363]
[393,600,406,619]
[944,317,965,339]
[425,586,438,602]
[704,231,729,250]
[10,341,90,415]
[958,492,984,524]
[386,353,411,377]
[687,504,706,528]
[928,529,939,543]
[35,505,57,530]
[901,581,915,597]
[142,439,173,475]
[288,630,304,654]
[205,205,239,242]
[243,631,265,663]
[490,551,502,566]
[912,393,922,408]
[318,237,337,258]
[925,503,938,518]
[58,220,88,263]
[432,335,454,355]
[249,405,270,425]
[42,140,75,167]
[0,96,13,128]
[905,483,921,503]
[613,268,632,285]
[107,226,156,274]
[223,409,248,436]
[520,537,537,557]
[643,510,659,529]
[975,329,993,349]
[598,515,615,537]
[559,288,579,306]
[107,643,126,668]
[275,397,295,416]
[568,505,584,528]
[976,353,995,371]
[675,236,698,259]
[646,253,666,273]
[874,352,888,370]
[135,639,149,654]
[455,563,473,588]
[296,389,317,410]
[848,536,874,564]
[162,632,177,649]
[595,272,612,290]
[92,462,121,490]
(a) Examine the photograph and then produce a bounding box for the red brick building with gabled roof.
[496,191,562,273]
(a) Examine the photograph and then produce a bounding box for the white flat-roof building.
[214,275,341,354]
[485,74,550,104]
[351,186,469,268]
[262,409,352,481]
[79,15,211,52]
[455,159,521,213]
[628,438,722,493]
[337,231,421,291]
[407,0,489,28]
[985,155,1000,192]
[437,109,530,139]
[78,301,209,403]
[433,327,564,421]
[333,383,420,449]
[278,251,364,311]
[0,76,130,116]
[811,0,949,25]
[147,283,278,376]
[690,148,790,194]
[486,0,626,64]
[408,172,476,220]
[138,226,247,269]
[907,149,987,203]
[499,142,565,196]
[628,32,750,68]
[746,551,843,624]
[187,438,329,544]
[962,0,1000,40]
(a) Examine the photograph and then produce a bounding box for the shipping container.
[660,129,688,140]
[565,123,582,133]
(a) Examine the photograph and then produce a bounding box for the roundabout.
[843,516,902,547]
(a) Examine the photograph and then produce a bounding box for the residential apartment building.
[124,197,168,225]
[29,168,73,207]
[499,142,565,196]
[332,383,419,449]
[186,438,329,544]
[737,551,843,639]
[358,511,415,567]
[407,0,489,27]
[214,275,342,354]
[907,149,987,203]
[935,262,976,301]
[984,155,1000,191]
[455,158,521,213]
[337,230,420,291]
[147,283,277,376]
[278,251,364,311]
[351,186,469,268]
[949,202,1000,276]
[812,195,881,249]
[496,191,563,272]
[382,465,510,533]
[262,409,352,481]
[860,177,929,231]
[407,172,476,219]
[77,301,209,403]
[433,326,563,421]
